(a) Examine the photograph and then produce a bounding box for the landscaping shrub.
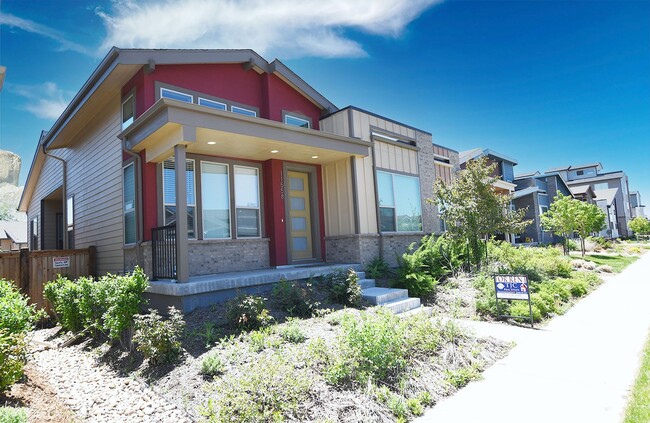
[277,322,306,344]
[365,256,390,279]
[566,239,579,252]
[489,242,572,281]
[394,250,437,298]
[201,353,225,377]
[272,278,318,317]
[133,307,185,365]
[325,269,362,307]
[225,295,274,329]
[0,279,41,335]
[510,301,542,323]
[0,330,27,393]
[0,407,27,423]
[201,353,312,422]
[44,268,149,340]
[590,236,613,250]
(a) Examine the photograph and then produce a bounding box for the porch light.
[271,150,279,153]
[311,155,319,159]
[207,141,217,145]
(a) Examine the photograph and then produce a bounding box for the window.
[122,93,135,130]
[284,115,310,129]
[234,166,261,237]
[123,163,136,244]
[231,105,257,117]
[377,171,422,232]
[67,196,74,249]
[593,182,609,190]
[540,205,549,215]
[30,218,38,251]
[201,162,230,239]
[576,170,584,176]
[199,97,227,111]
[162,158,196,238]
[161,87,193,103]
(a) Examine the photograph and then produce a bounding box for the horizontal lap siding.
[27,93,124,276]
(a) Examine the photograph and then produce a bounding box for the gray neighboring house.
[546,163,633,237]
[629,191,646,219]
[512,171,573,244]
[0,221,28,251]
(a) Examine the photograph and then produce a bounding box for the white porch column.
[174,144,189,282]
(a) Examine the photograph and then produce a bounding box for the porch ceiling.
[121,99,371,164]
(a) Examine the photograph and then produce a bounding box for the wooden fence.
[0,247,96,309]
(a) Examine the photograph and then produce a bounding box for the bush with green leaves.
[394,249,437,298]
[0,330,27,393]
[225,295,274,330]
[0,279,41,335]
[277,322,307,344]
[272,278,318,317]
[44,268,149,340]
[201,352,225,377]
[133,306,185,365]
[365,256,390,279]
[489,242,572,281]
[325,269,362,307]
[0,406,27,423]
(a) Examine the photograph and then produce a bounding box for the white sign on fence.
[53,256,70,268]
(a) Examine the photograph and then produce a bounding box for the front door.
[287,171,313,261]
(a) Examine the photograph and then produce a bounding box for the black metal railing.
[151,224,177,280]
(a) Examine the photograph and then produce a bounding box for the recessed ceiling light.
[271,150,279,153]
[207,141,217,145]
[311,155,319,159]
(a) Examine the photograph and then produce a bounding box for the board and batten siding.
[322,158,354,236]
[27,93,125,275]
[374,141,418,175]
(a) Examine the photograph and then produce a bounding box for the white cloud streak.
[9,82,70,120]
[97,0,441,58]
[0,13,92,56]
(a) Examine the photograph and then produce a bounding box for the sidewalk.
[418,253,650,423]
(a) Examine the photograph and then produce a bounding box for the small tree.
[629,217,650,238]
[431,156,530,270]
[574,201,606,257]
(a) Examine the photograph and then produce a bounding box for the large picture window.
[201,162,230,239]
[123,163,136,244]
[162,158,196,238]
[234,166,261,238]
[377,171,422,232]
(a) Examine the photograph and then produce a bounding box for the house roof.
[459,148,518,165]
[0,221,27,244]
[546,165,570,173]
[325,105,432,136]
[570,184,596,197]
[566,171,626,185]
[546,162,603,173]
[513,186,540,199]
[514,171,541,180]
[594,188,618,206]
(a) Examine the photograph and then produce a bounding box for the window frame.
[376,170,423,233]
[160,87,194,103]
[234,165,262,238]
[161,158,197,239]
[283,113,311,129]
[231,105,257,117]
[66,195,74,249]
[200,160,232,240]
[121,90,135,130]
[198,97,227,111]
[30,217,38,251]
[123,162,137,245]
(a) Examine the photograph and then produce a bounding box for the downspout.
[42,145,67,250]
[122,139,144,267]
[370,142,384,261]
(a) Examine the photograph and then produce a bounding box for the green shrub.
[0,280,41,335]
[0,330,26,393]
[201,353,225,377]
[510,301,542,322]
[473,274,509,318]
[416,235,466,279]
[325,269,362,307]
[277,322,306,344]
[272,278,318,317]
[365,256,390,279]
[201,354,312,422]
[394,250,437,298]
[445,365,480,389]
[407,397,424,416]
[133,307,185,365]
[248,327,282,352]
[488,242,572,281]
[0,407,27,423]
[567,239,579,251]
[225,295,274,330]
[44,276,84,332]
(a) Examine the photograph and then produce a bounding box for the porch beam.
[174,144,189,283]
[145,125,196,163]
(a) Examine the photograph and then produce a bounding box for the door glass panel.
[291,217,306,231]
[293,237,308,251]
[290,197,305,211]
[290,177,304,191]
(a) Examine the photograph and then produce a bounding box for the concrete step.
[382,297,422,314]
[362,287,409,305]
[358,278,376,289]
[398,305,433,318]
[355,271,366,279]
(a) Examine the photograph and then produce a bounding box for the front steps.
[356,271,427,315]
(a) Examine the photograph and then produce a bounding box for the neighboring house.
[629,191,645,218]
[546,163,633,237]
[568,184,597,203]
[18,48,457,283]
[459,148,517,242]
[594,188,619,238]
[512,171,573,244]
[0,221,27,251]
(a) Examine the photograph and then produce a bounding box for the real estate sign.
[493,274,534,328]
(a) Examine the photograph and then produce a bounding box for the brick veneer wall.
[188,239,270,275]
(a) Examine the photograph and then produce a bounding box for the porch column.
[174,144,189,282]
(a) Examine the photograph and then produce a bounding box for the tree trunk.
[581,237,586,257]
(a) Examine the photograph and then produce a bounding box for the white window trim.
[198,97,227,111]
[284,114,311,129]
[231,105,257,117]
[200,160,232,240]
[121,93,135,130]
[234,165,262,239]
[162,158,197,239]
[161,87,193,103]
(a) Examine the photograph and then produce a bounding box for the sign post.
[493,274,534,328]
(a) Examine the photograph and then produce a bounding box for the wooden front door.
[287,171,313,261]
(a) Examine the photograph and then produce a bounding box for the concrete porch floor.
[145,263,363,313]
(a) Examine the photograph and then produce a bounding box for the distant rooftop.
[459,148,518,165]
[0,221,27,244]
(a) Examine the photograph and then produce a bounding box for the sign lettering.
[53,256,70,269]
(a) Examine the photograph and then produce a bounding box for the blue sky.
[1,0,649,203]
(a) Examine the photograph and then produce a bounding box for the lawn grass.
[579,254,639,273]
[624,331,650,423]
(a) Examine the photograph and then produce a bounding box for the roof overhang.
[493,179,517,193]
[121,99,370,164]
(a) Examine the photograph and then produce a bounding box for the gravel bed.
[30,329,192,423]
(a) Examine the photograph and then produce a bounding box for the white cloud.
[10,82,70,120]
[0,13,92,56]
[97,0,441,58]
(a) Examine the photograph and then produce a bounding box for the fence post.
[88,246,97,278]
[19,249,30,295]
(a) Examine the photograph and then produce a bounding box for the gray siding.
[502,162,515,182]
[27,93,124,275]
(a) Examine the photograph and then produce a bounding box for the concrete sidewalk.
[418,253,650,423]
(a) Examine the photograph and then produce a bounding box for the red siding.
[316,165,326,260]
[263,159,287,266]
[141,154,158,241]
[265,73,321,129]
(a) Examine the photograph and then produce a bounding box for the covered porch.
[120,98,371,282]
